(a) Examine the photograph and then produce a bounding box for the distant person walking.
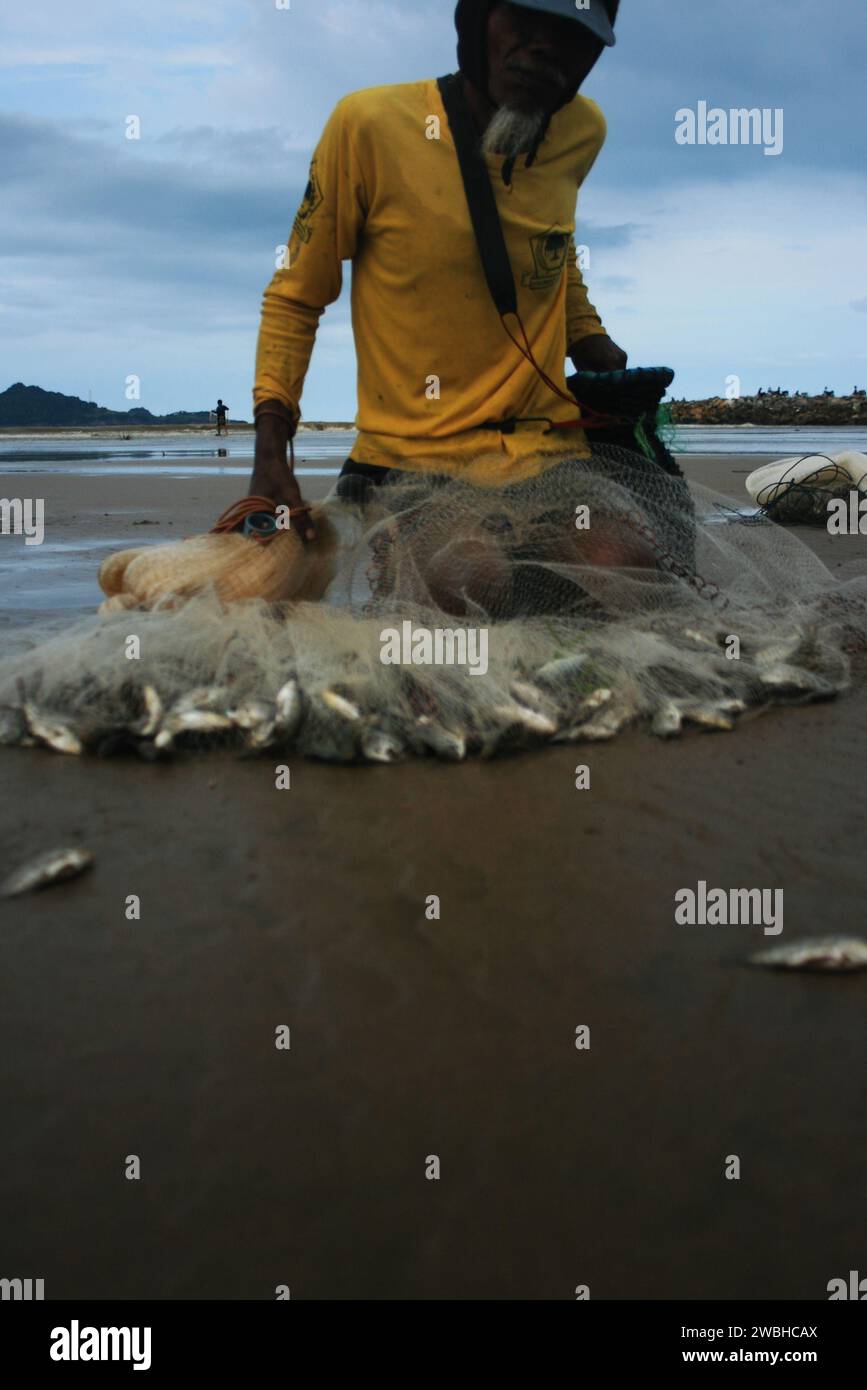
[214,399,229,436]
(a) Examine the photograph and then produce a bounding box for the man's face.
[486,1,603,114]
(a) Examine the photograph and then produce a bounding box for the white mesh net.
[2,445,865,762]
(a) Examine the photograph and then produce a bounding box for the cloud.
[598,275,637,292]
[1,0,866,416]
[580,223,642,251]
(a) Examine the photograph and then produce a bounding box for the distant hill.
[0,383,248,427]
[3,380,866,431]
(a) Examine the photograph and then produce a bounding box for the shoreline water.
[2,423,864,457]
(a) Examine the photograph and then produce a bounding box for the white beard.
[481,105,547,159]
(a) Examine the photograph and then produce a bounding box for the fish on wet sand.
[1,846,94,898]
[299,693,364,762]
[274,678,303,738]
[320,688,364,723]
[651,700,683,738]
[226,698,278,751]
[576,702,635,742]
[535,654,589,690]
[492,700,558,738]
[751,637,803,666]
[23,704,84,756]
[227,698,274,731]
[154,708,234,751]
[411,717,468,762]
[173,685,232,715]
[681,627,721,651]
[511,679,559,716]
[749,937,867,972]
[137,685,163,738]
[360,725,406,764]
[757,664,836,698]
[679,697,747,732]
[552,687,616,742]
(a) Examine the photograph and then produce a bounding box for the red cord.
[500,311,622,431]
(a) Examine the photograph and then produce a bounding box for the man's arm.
[250,97,367,534]
[565,234,627,372]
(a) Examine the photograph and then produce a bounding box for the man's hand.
[569,334,628,373]
[249,410,316,541]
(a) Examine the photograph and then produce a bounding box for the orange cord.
[209,439,312,542]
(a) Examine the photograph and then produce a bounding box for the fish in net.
[1,442,865,763]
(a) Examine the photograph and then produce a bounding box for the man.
[214,399,229,436]
[250,0,627,548]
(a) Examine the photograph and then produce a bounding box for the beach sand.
[1,452,866,1300]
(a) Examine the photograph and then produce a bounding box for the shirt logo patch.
[292,163,324,245]
[522,228,570,290]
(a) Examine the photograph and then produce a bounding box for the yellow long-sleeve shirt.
[254,77,609,484]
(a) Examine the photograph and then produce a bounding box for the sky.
[1,0,865,419]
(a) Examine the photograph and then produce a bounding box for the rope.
[753,454,867,526]
[500,310,624,432]
[209,443,312,543]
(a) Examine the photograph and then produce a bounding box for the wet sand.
[1,453,866,1300]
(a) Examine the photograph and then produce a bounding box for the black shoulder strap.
[437,73,517,318]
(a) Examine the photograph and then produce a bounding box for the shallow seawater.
[0,429,352,480]
[0,462,342,480]
[0,537,125,618]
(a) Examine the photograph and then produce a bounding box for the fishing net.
[746,451,867,525]
[1,442,866,762]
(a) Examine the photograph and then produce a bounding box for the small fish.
[155,709,234,750]
[413,717,467,762]
[552,688,616,743]
[274,678,303,737]
[228,699,274,731]
[321,688,363,722]
[758,664,833,696]
[679,701,738,731]
[558,686,615,731]
[361,726,406,764]
[138,685,163,738]
[749,937,867,973]
[173,686,231,715]
[301,697,362,762]
[176,710,234,733]
[577,703,634,742]
[493,701,558,738]
[511,679,555,711]
[536,654,589,686]
[228,700,277,751]
[23,704,83,756]
[750,634,802,666]
[720,697,748,715]
[245,720,278,752]
[1,846,94,898]
[651,701,683,738]
[681,627,719,650]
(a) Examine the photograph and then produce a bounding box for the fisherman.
[214,399,229,436]
[250,0,659,601]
